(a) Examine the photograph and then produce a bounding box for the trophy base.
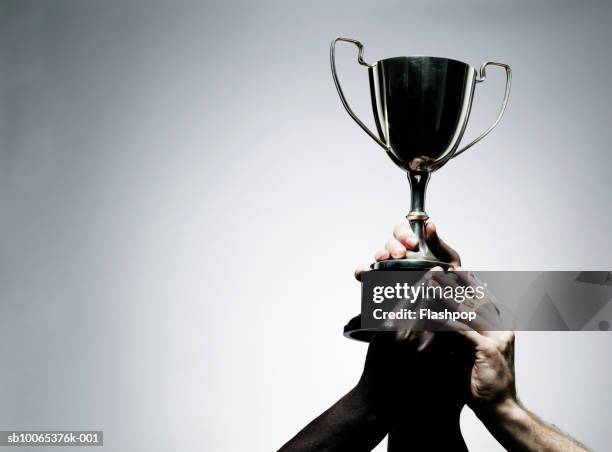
[344,315,377,342]
[344,256,451,342]
[371,257,450,271]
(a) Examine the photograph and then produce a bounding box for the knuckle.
[481,338,498,354]
[393,224,411,240]
[391,249,405,258]
[502,331,515,345]
[496,331,515,351]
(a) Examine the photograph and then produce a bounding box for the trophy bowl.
[369,55,477,173]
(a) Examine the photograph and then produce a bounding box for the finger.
[385,237,407,259]
[484,330,516,349]
[387,301,419,340]
[429,318,491,348]
[354,266,366,282]
[447,266,478,287]
[433,317,499,351]
[395,326,412,342]
[474,305,507,335]
[391,294,437,339]
[417,330,435,352]
[374,249,391,262]
[456,329,492,349]
[430,270,460,287]
[393,223,419,251]
[404,330,424,346]
[424,223,461,266]
[430,273,506,332]
[423,275,500,332]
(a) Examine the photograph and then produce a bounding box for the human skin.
[279,222,589,452]
[279,223,470,451]
[277,331,472,452]
[374,222,590,451]
[447,326,590,452]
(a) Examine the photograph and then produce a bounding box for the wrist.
[474,397,529,430]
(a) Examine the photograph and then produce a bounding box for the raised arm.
[277,334,393,452]
[280,222,470,452]
[456,328,590,451]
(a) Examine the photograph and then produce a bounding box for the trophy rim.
[371,55,476,71]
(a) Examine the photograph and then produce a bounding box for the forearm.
[278,385,388,452]
[476,399,590,452]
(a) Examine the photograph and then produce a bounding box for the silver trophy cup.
[330,37,511,341]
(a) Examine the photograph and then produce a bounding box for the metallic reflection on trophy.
[330,37,511,340]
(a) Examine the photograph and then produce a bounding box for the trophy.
[330,37,511,340]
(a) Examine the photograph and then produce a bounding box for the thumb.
[425,222,461,266]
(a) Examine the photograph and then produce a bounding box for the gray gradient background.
[1,0,611,451]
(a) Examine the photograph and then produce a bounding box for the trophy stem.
[369,171,449,272]
[345,172,450,341]
[407,171,429,218]
[407,171,431,256]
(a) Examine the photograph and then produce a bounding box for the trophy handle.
[453,62,512,158]
[330,37,391,152]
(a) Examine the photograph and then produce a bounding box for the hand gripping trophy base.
[344,171,451,342]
